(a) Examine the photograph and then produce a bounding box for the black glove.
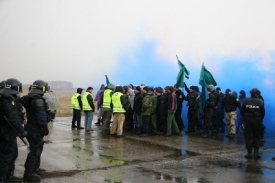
[41,126,49,136]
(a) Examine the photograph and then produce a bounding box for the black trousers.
[141,115,150,133]
[0,138,18,180]
[187,107,199,131]
[244,117,262,152]
[203,108,214,131]
[175,108,184,131]
[217,109,225,131]
[72,109,81,127]
[24,134,44,174]
[211,108,218,131]
[157,112,167,134]
[124,108,134,130]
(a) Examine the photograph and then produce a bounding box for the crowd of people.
[0,78,270,182]
[71,81,267,161]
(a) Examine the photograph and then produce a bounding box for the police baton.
[3,116,28,145]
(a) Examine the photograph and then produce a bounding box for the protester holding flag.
[207,84,219,134]
[173,84,186,132]
[198,64,217,134]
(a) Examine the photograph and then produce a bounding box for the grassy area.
[21,90,98,117]
[54,90,74,117]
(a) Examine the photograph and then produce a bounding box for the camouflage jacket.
[141,91,153,116]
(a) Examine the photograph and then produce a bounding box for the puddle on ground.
[137,167,210,182]
[164,150,200,159]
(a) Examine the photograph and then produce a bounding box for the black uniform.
[185,90,200,132]
[156,94,166,134]
[22,80,50,181]
[0,79,25,183]
[210,90,219,132]
[202,92,215,137]
[241,92,265,158]
[174,89,186,131]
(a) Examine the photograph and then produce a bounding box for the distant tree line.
[47,81,73,90]
[22,81,73,91]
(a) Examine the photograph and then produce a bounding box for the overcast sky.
[1,0,275,130]
[1,0,274,86]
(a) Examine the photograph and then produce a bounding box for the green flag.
[199,64,217,86]
[105,75,110,86]
[198,64,217,125]
[175,55,190,87]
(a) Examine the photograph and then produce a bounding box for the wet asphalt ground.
[15,117,275,183]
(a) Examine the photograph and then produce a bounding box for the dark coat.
[221,94,241,113]
[133,91,143,115]
[175,89,185,109]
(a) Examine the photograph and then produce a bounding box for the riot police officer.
[21,80,50,181]
[241,88,265,159]
[0,78,25,182]
[0,80,6,91]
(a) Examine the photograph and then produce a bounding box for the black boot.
[35,168,46,175]
[201,130,211,138]
[35,158,46,175]
[6,176,22,182]
[254,149,261,159]
[23,156,41,181]
[6,171,22,182]
[95,118,101,126]
[135,128,142,135]
[23,173,41,182]
[245,149,253,159]
[0,173,7,183]
[226,134,234,139]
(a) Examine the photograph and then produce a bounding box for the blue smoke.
[115,41,275,135]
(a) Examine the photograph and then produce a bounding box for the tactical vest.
[71,93,81,110]
[25,95,47,125]
[0,94,21,140]
[102,89,112,109]
[82,92,93,111]
[112,92,126,113]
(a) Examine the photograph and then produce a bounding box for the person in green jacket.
[139,86,153,137]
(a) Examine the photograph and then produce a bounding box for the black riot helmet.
[29,80,48,94]
[0,80,6,91]
[0,78,22,95]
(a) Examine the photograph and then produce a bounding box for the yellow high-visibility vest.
[71,93,81,110]
[112,92,126,113]
[102,89,112,109]
[82,92,93,110]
